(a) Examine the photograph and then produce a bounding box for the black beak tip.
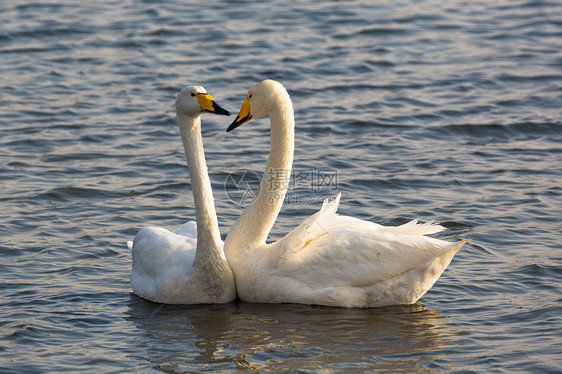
[226,122,239,132]
[226,114,251,133]
[212,102,230,116]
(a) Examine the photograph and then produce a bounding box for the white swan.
[127,86,236,304]
[224,79,467,308]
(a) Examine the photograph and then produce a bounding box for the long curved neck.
[226,97,294,252]
[177,113,223,263]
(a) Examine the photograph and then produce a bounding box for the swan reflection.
[126,296,459,372]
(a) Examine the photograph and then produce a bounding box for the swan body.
[224,79,467,308]
[128,86,236,304]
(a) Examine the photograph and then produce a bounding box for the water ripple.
[0,0,560,372]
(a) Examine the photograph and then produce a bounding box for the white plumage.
[128,87,235,305]
[225,79,467,308]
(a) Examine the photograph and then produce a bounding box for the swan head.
[176,86,230,118]
[227,79,289,132]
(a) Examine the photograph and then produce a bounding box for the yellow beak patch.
[196,93,216,113]
[226,96,253,132]
[195,93,230,115]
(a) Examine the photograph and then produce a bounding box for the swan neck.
[177,113,222,261]
[226,99,294,251]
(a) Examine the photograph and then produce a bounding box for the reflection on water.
[126,296,459,372]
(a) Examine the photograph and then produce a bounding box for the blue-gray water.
[1,0,561,372]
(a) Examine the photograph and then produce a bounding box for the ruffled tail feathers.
[319,193,447,237]
[395,219,446,236]
[320,192,341,216]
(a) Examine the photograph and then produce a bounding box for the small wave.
[37,187,126,202]
[426,122,561,141]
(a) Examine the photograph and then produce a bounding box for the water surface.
[1,0,561,372]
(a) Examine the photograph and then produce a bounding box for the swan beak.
[196,93,230,116]
[226,97,252,132]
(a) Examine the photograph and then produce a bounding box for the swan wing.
[171,220,198,237]
[130,224,198,302]
[272,194,454,288]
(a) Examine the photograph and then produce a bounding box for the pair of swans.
[128,80,467,307]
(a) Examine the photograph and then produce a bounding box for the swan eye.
[191,93,196,97]
[248,95,252,99]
